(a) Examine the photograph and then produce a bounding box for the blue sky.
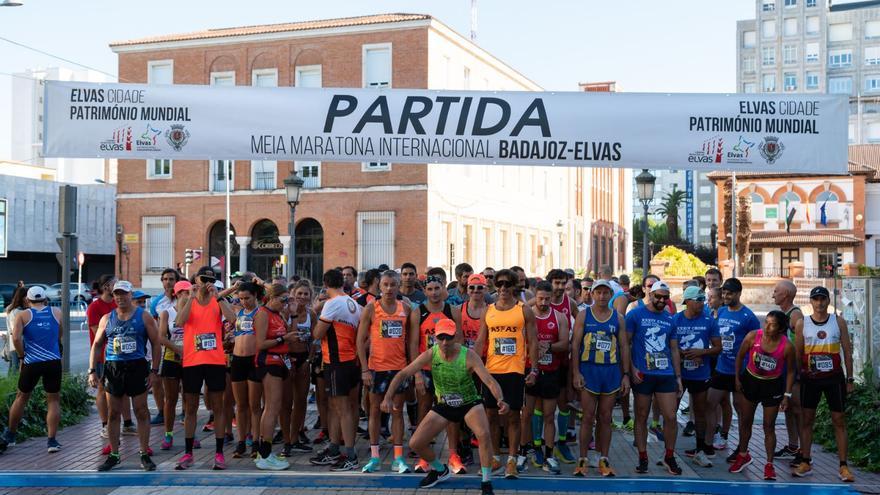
[0,0,762,158]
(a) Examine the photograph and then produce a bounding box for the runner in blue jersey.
[673,286,721,468]
[705,277,761,462]
[626,280,682,476]
[2,286,63,454]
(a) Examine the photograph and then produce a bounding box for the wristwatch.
[784,392,793,398]
[846,377,855,384]
[151,368,159,374]
[88,368,97,375]
[275,336,285,345]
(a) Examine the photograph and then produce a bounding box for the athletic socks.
[557,410,570,442]
[371,444,380,458]
[394,445,404,458]
[185,437,194,454]
[345,446,356,459]
[216,437,224,453]
[481,466,491,482]
[430,459,444,471]
[531,409,543,445]
[259,440,272,458]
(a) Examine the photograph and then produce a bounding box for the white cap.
[591,279,614,292]
[650,280,671,293]
[112,280,133,293]
[26,286,47,301]
[213,280,225,290]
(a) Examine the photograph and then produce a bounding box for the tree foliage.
[654,245,711,277]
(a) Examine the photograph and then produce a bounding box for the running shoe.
[291,441,313,453]
[789,452,804,468]
[272,430,283,444]
[224,433,235,445]
[504,457,518,479]
[693,450,713,467]
[683,448,698,458]
[175,453,195,470]
[256,453,290,471]
[362,457,381,473]
[532,446,545,468]
[839,465,855,482]
[330,455,359,472]
[122,424,137,436]
[145,446,154,456]
[636,457,649,474]
[680,405,690,414]
[98,453,120,472]
[414,458,431,473]
[309,449,340,466]
[554,443,576,464]
[598,456,616,477]
[490,456,504,475]
[233,441,247,458]
[392,456,411,474]
[728,453,753,473]
[712,432,726,450]
[312,430,328,444]
[161,434,174,450]
[281,444,293,458]
[573,458,588,476]
[774,445,799,459]
[480,481,494,495]
[516,454,528,473]
[203,415,215,433]
[792,461,813,477]
[419,465,451,489]
[623,418,634,431]
[141,453,157,471]
[299,430,310,445]
[649,421,664,442]
[726,451,739,464]
[662,455,682,475]
[101,444,112,456]
[565,431,578,444]
[212,452,227,470]
[682,421,695,437]
[448,453,466,474]
[704,446,716,458]
[100,425,108,440]
[543,456,561,474]
[764,462,776,481]
[150,414,164,426]
[47,438,62,453]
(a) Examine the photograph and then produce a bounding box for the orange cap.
[467,273,487,286]
[435,319,457,337]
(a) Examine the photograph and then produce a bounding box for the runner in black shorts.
[158,280,192,452]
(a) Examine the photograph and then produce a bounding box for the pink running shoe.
[160,435,173,450]
[213,452,227,470]
[175,453,194,470]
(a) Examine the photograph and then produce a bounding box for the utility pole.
[57,185,77,372]
[470,0,478,42]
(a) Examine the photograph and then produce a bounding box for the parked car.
[0,283,16,310]
[46,283,93,305]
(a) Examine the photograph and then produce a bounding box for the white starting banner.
[42,81,849,172]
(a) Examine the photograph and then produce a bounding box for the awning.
[739,230,862,247]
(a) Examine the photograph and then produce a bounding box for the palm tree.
[654,184,688,242]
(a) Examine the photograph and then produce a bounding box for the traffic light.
[185,248,194,265]
[835,252,843,269]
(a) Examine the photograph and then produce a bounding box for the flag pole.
[731,172,737,277]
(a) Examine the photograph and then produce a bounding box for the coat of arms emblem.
[759,135,784,164]
[165,124,190,151]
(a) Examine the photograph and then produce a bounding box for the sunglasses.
[495,280,514,288]
[653,294,670,301]
[200,276,215,284]
[484,274,495,279]
[278,296,290,303]
[435,333,455,341]
[468,285,485,291]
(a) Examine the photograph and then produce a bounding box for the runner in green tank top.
[382,319,506,495]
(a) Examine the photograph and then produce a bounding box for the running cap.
[435,318,457,337]
[112,280,133,293]
[132,290,150,300]
[196,266,216,281]
[682,286,706,302]
[650,281,671,293]
[590,279,613,292]
[173,281,193,294]
[467,273,487,286]
[809,286,830,299]
[26,286,47,301]
[721,278,743,292]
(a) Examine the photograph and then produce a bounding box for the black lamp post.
[635,169,656,275]
[283,171,304,280]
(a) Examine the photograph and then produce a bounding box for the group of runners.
[0,260,858,492]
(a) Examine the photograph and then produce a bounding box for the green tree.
[654,185,688,242]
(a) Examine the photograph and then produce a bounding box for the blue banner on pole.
[686,170,694,243]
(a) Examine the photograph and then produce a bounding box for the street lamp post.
[635,169,656,276]
[283,171,305,280]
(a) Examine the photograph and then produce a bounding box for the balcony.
[252,171,276,191]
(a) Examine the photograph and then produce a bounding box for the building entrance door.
[248,219,283,280]
[295,218,323,283]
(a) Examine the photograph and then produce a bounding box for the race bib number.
[755,353,777,372]
[238,319,253,333]
[441,393,463,407]
[171,330,184,347]
[495,338,517,356]
[810,355,834,372]
[721,334,735,352]
[594,334,612,352]
[683,359,699,371]
[647,352,669,371]
[195,333,217,352]
[117,336,137,354]
[538,352,553,365]
[381,320,404,339]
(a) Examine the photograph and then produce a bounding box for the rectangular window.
[482,227,492,266]
[363,43,392,88]
[743,55,756,72]
[463,66,471,89]
[252,68,277,88]
[781,248,800,276]
[784,18,798,36]
[763,0,776,11]
[869,122,880,141]
[745,248,764,276]
[763,74,777,92]
[743,30,757,48]
[743,82,757,93]
[806,16,820,35]
[147,159,171,179]
[295,161,321,188]
[362,162,390,172]
[806,42,820,62]
[251,161,275,190]
[784,72,798,91]
[784,0,796,7]
[210,71,234,87]
[867,46,880,65]
[210,160,234,192]
[867,20,880,39]
[143,216,174,274]
[828,76,853,94]
[500,229,510,267]
[762,46,776,66]
[806,71,820,89]
[462,224,473,264]
[147,60,173,85]
[818,248,837,277]
[828,50,852,67]
[762,20,776,38]
[807,0,816,6]
[829,23,853,42]
[295,65,322,88]
[867,77,880,92]
[783,44,798,64]
[357,211,394,270]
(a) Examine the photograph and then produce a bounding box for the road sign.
[77,251,85,266]
[123,233,139,243]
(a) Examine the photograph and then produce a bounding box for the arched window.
[750,193,764,204]
[208,221,239,275]
[816,191,839,202]
[780,191,801,204]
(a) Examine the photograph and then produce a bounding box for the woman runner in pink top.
[731,310,796,481]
